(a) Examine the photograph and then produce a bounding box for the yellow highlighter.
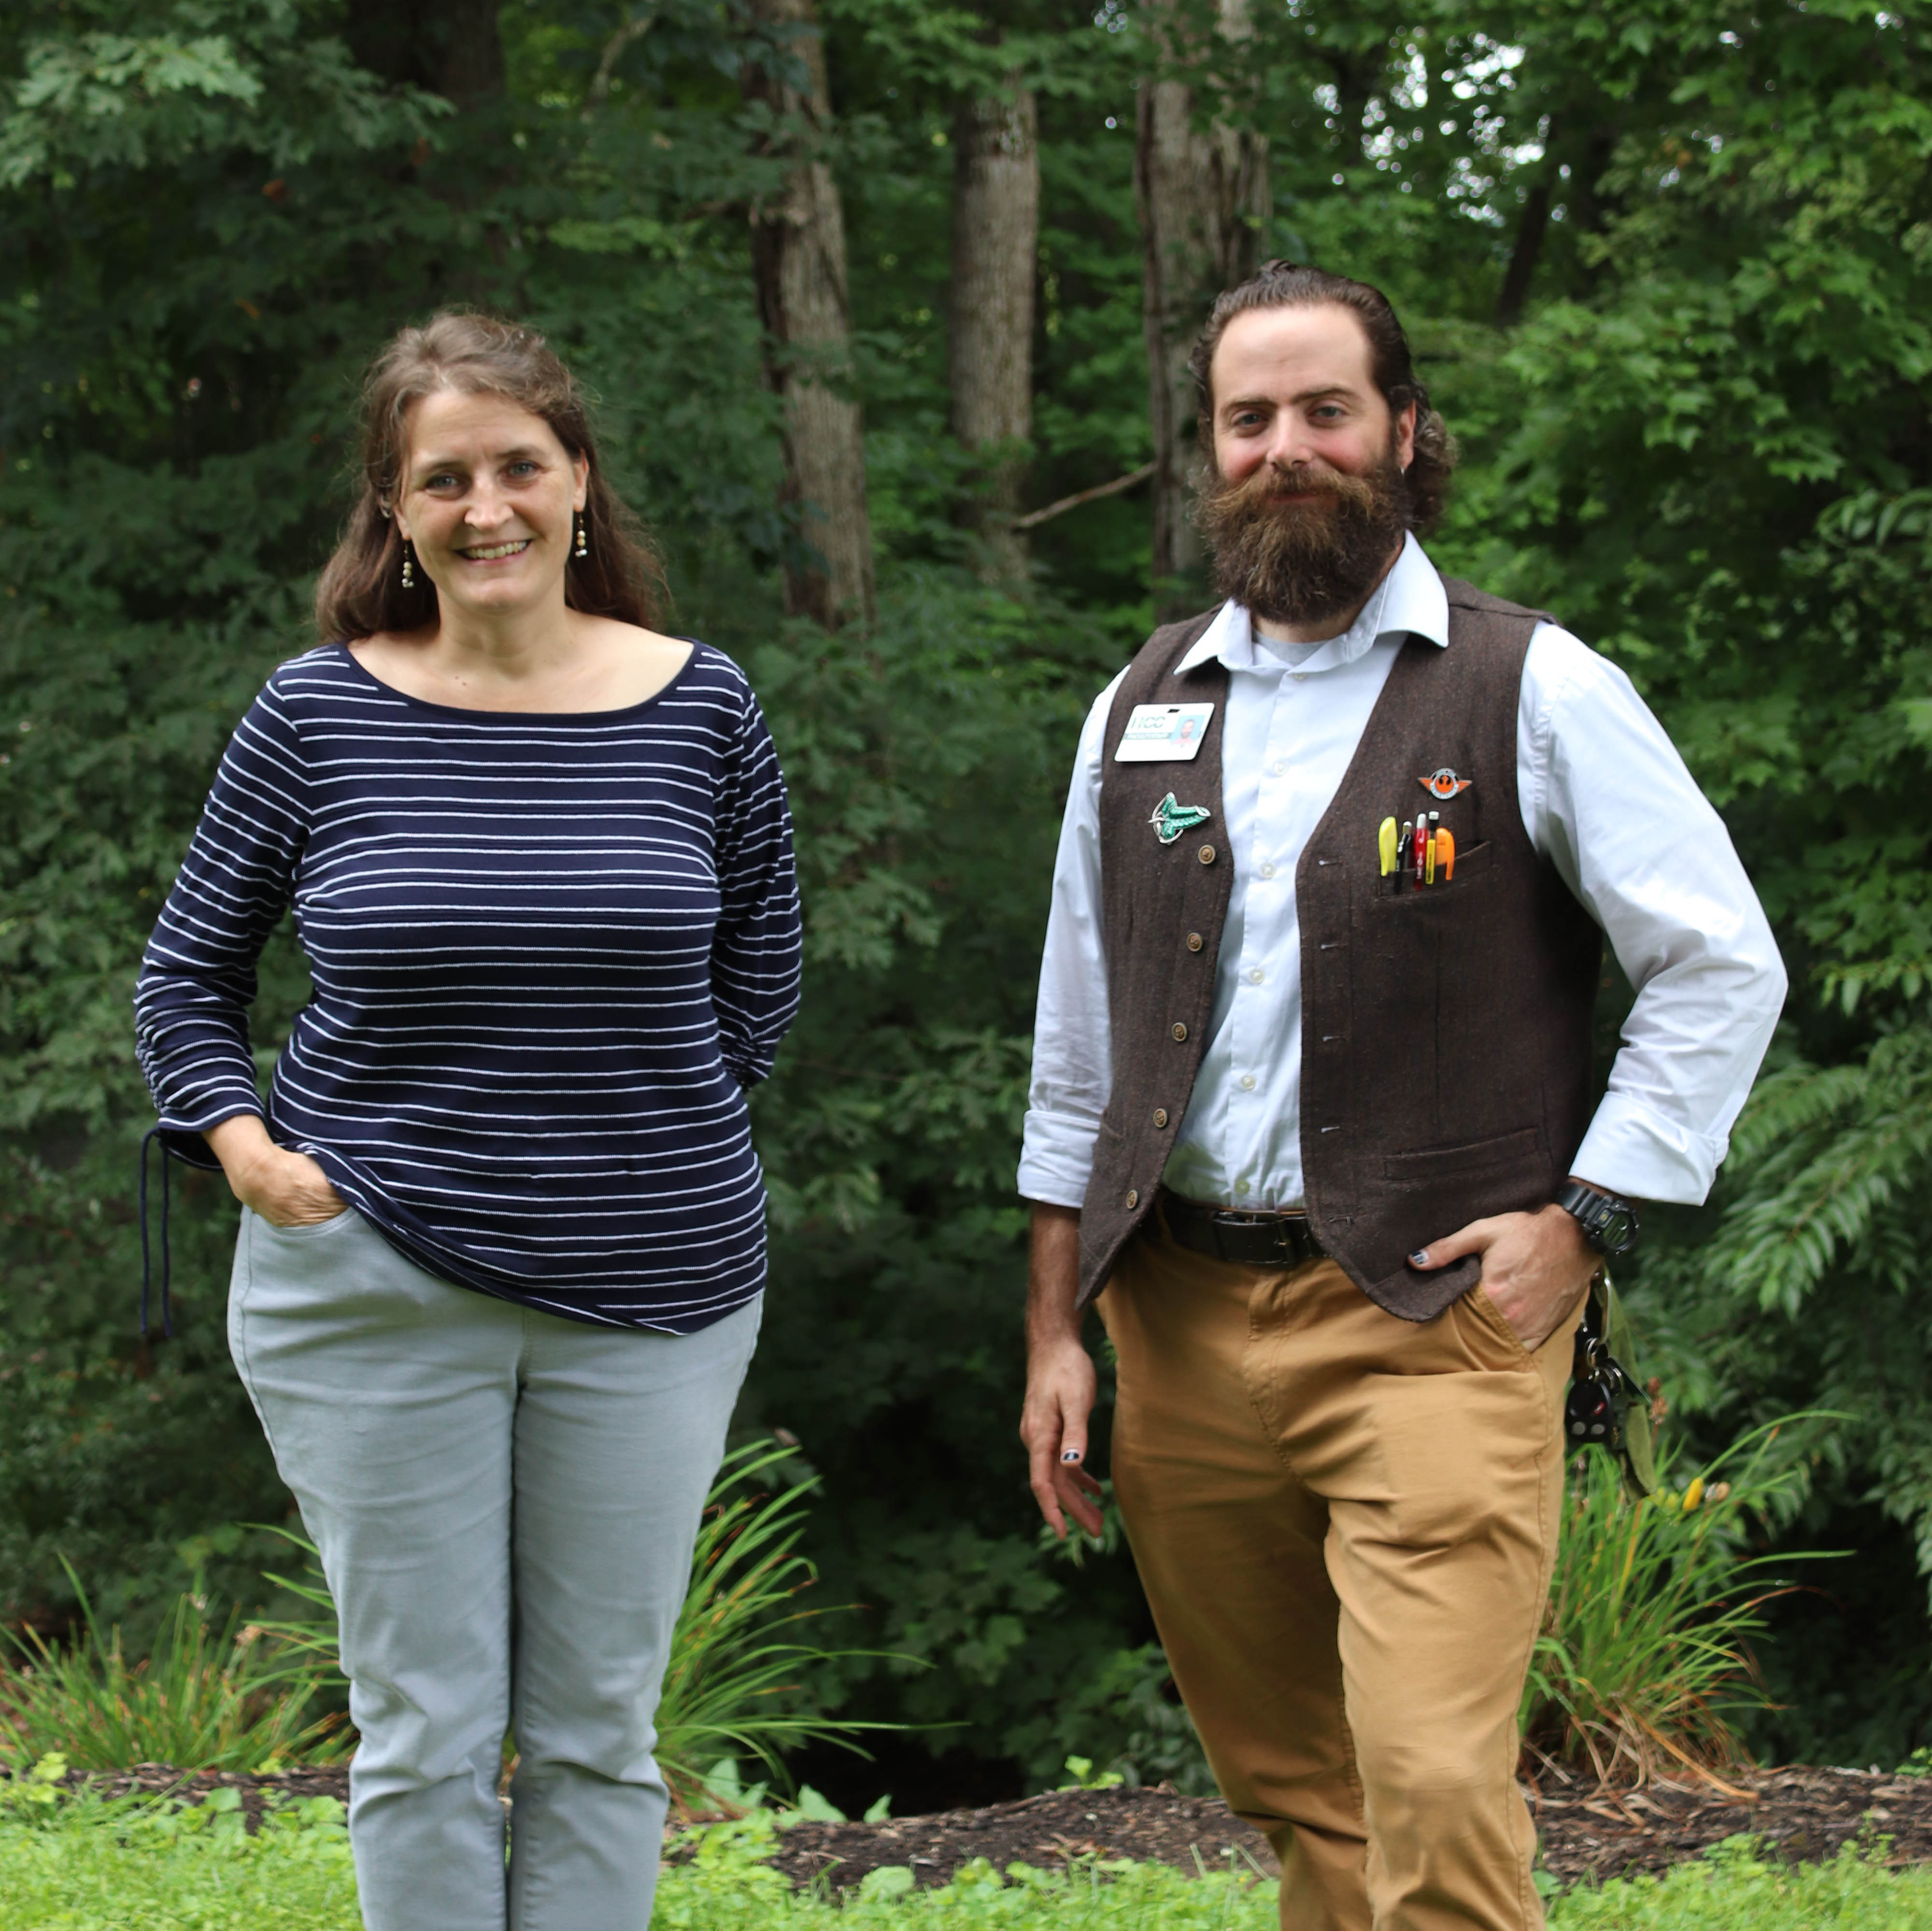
[1377,816,1399,885]
[1425,810,1439,884]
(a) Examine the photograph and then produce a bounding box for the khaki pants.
[1099,1216,1579,1931]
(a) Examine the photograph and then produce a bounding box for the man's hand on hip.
[1020,1202,1106,1540]
[1408,1199,1596,1353]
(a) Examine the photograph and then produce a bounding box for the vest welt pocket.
[1380,1126,1547,1188]
[1364,837,1494,905]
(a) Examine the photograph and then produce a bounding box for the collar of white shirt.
[1173,531,1450,679]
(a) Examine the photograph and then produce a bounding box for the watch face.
[1599,1206,1636,1254]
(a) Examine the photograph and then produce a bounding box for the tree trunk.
[1495,174,1553,327]
[744,0,875,629]
[949,79,1039,580]
[1496,114,1564,328]
[1136,0,1269,614]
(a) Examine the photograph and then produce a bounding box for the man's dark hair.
[1187,261,1456,532]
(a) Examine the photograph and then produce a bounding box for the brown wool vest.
[1078,580,1603,1320]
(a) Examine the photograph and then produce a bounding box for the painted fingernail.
[1408,1249,1430,1266]
[1061,1449,1082,1464]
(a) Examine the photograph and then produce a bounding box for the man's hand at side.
[1020,1202,1105,1540]
[1408,1190,1599,1353]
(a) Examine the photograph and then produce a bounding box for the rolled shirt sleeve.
[1522,625,1787,1204]
[1017,675,1123,1209]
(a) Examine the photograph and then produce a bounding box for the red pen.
[1411,815,1427,889]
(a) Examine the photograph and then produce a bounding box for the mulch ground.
[13,1760,1932,1889]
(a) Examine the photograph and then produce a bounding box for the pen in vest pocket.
[1378,809,1457,890]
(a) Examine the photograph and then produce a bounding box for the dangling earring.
[400,539,416,590]
[574,511,588,560]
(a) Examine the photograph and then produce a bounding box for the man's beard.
[1194,448,1409,628]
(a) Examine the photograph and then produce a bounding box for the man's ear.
[1396,402,1418,472]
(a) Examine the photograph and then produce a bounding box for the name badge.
[1115,702,1215,763]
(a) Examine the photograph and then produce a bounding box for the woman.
[134,312,802,1931]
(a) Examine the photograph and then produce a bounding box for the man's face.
[1196,303,1418,629]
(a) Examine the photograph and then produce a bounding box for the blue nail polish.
[1061,1450,1082,1464]
[1408,1249,1430,1266]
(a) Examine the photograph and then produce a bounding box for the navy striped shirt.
[134,641,802,1333]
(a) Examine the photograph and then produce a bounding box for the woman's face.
[393,389,589,626]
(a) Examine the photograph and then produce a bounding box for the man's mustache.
[1215,461,1378,511]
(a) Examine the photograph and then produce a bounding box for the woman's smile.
[456,537,533,563]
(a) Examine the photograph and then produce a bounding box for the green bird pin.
[1149,793,1212,845]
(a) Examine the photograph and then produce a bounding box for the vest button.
[1170,1022,1188,1042]
[1186,932,1204,952]
[1152,1107,1168,1128]
[1197,844,1216,865]
[1125,1188,1139,1209]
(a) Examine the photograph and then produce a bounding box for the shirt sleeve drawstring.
[139,1126,174,1339]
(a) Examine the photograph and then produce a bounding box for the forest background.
[4,0,1932,1813]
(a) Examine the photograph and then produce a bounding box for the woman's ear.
[573,453,590,513]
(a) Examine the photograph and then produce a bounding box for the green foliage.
[0,1564,348,1775]
[656,1823,1284,1926]
[1523,1424,1837,1785]
[4,0,1932,1798]
[0,1751,69,1813]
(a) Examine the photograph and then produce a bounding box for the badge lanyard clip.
[1563,1269,1657,1500]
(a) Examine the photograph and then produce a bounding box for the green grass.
[0,1788,359,1930]
[6,1802,1932,1930]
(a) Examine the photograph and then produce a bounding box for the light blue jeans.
[229,1206,761,1931]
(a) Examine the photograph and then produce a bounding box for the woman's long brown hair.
[314,312,668,642]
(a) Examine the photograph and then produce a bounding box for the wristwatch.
[1554,1179,1639,1258]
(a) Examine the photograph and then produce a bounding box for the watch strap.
[1555,1178,1638,1256]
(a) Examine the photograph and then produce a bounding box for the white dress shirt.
[1017,535,1787,1213]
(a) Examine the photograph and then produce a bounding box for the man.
[1016,263,1784,1931]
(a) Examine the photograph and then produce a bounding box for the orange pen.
[1438,826,1456,881]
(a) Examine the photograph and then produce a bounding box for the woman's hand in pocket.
[205,1116,348,1228]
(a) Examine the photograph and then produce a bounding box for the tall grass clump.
[0,1442,887,1791]
[1522,1420,1835,1787]
[655,1440,903,1813]
[0,1563,348,1774]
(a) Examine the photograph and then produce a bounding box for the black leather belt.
[1159,1190,1327,1269]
